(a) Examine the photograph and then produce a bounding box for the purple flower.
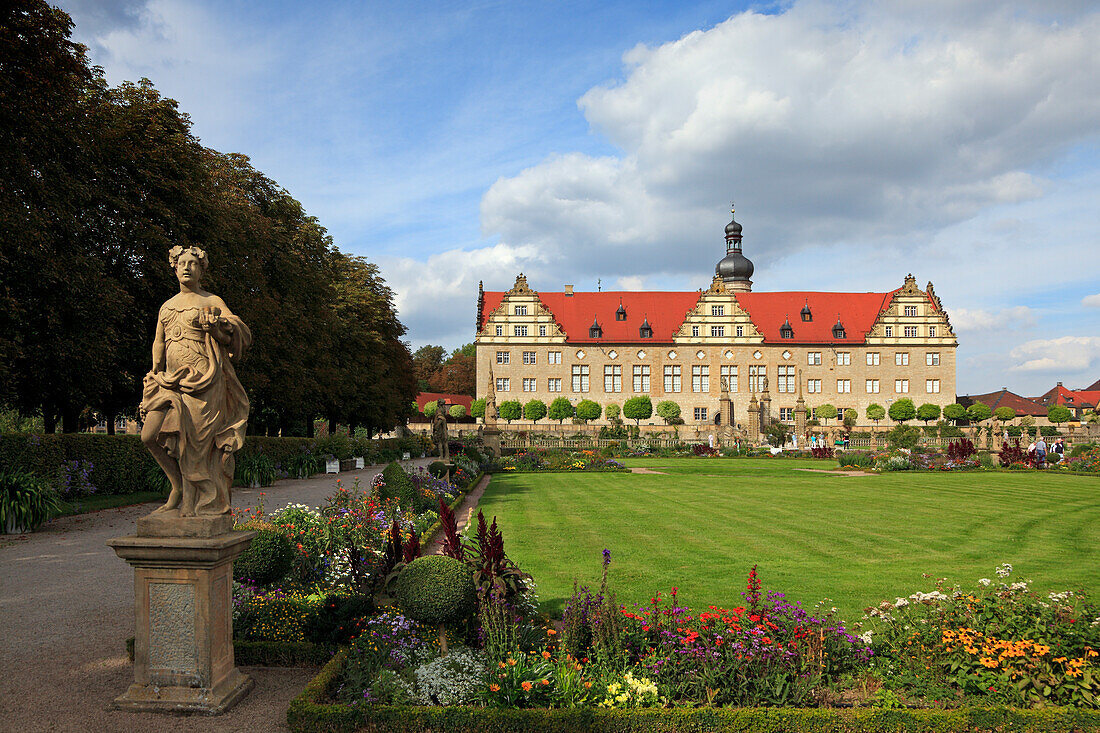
[603,548,612,567]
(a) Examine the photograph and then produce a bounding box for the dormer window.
[590,315,602,339]
[800,302,812,322]
[639,316,653,339]
[833,318,846,339]
[615,300,627,321]
[780,317,794,339]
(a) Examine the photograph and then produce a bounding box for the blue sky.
[64,0,1100,396]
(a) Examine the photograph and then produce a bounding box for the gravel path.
[0,458,431,733]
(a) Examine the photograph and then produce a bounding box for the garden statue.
[140,245,251,517]
[432,399,449,462]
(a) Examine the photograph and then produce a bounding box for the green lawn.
[477,458,1100,622]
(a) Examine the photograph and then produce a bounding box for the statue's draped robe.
[141,304,251,514]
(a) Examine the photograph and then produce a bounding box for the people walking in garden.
[1035,436,1047,469]
[1052,437,1065,462]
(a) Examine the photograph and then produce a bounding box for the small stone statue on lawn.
[140,245,251,516]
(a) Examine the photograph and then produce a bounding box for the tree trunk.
[328,413,337,436]
[306,417,315,438]
[106,411,116,435]
[438,623,448,657]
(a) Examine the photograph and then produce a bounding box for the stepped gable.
[733,290,903,344]
[479,290,701,343]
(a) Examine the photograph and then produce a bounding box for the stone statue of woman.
[140,245,251,517]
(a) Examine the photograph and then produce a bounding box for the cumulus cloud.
[952,306,1036,332]
[1009,336,1100,373]
[481,1,1100,281]
[1082,294,1100,308]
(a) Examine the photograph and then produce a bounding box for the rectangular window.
[496,351,509,364]
[807,352,822,365]
[539,325,547,337]
[720,365,738,392]
[837,352,851,366]
[837,379,851,393]
[522,351,536,365]
[694,407,708,421]
[632,365,650,392]
[779,407,793,421]
[691,325,700,337]
[904,305,917,316]
[495,325,503,336]
[522,378,536,392]
[710,326,724,337]
[547,378,562,392]
[548,351,562,364]
[735,325,744,337]
[895,379,909,393]
[928,326,936,338]
[885,326,893,337]
[777,365,795,393]
[664,365,682,393]
[807,379,822,394]
[496,377,509,392]
[926,352,940,366]
[927,379,940,394]
[895,352,909,366]
[604,365,622,393]
[515,305,528,316]
[904,326,918,338]
[866,352,880,366]
[513,325,528,337]
[866,379,880,393]
[749,365,765,393]
[571,365,589,393]
[691,365,710,393]
[711,305,724,316]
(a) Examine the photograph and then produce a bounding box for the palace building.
[474,209,958,428]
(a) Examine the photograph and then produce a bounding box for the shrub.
[622,396,653,426]
[999,439,1028,467]
[947,438,976,460]
[395,555,477,628]
[604,403,621,423]
[303,592,375,646]
[887,424,921,450]
[411,647,488,705]
[448,405,467,421]
[0,468,60,532]
[1040,426,1059,437]
[810,445,834,459]
[1047,404,1072,425]
[428,461,448,478]
[234,522,295,585]
[655,400,681,424]
[917,403,941,424]
[837,451,874,469]
[379,461,417,507]
[235,451,277,487]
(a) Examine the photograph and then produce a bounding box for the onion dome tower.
[715,204,754,292]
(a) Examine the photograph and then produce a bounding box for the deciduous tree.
[623,396,653,426]
[548,397,574,424]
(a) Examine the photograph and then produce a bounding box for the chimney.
[1001,386,1007,391]
[1057,381,1063,386]
[564,285,574,296]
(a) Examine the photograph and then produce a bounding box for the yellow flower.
[980,657,999,668]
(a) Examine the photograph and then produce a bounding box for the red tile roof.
[480,291,702,343]
[415,392,473,413]
[733,291,901,344]
[1087,378,1100,391]
[1035,384,1100,409]
[963,389,1047,416]
[481,287,928,345]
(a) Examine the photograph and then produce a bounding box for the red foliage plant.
[402,531,420,563]
[811,445,834,459]
[439,495,465,561]
[999,439,1028,467]
[947,438,977,460]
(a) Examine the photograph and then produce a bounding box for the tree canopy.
[548,397,574,424]
[498,400,522,424]
[866,404,885,423]
[916,403,941,424]
[942,403,966,424]
[993,406,1017,423]
[0,2,417,435]
[966,403,992,423]
[888,399,916,423]
[523,399,547,423]
[655,400,681,424]
[623,396,653,426]
[575,400,602,424]
[1047,404,1072,424]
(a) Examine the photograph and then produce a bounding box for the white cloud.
[952,306,1036,332]
[1010,336,1100,373]
[481,2,1100,280]
[1082,294,1100,308]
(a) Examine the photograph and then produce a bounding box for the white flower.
[859,631,874,644]
[995,563,1013,578]
[978,578,991,586]
[1009,581,1029,591]
[894,597,910,608]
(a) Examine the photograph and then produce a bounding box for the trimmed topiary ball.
[428,461,447,478]
[395,555,476,627]
[380,461,417,506]
[234,523,294,585]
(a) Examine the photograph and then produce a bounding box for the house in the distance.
[1033,382,1100,420]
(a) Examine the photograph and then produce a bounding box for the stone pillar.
[747,392,760,443]
[794,369,807,439]
[108,516,255,714]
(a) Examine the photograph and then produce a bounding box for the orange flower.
[521,681,533,691]
[498,661,506,669]
[489,683,500,692]
[508,658,517,666]
[546,628,557,635]
[542,650,552,659]
[584,681,592,689]
[540,678,549,686]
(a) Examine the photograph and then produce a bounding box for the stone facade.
[475,269,958,430]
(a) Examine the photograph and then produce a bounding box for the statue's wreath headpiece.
[168,245,209,270]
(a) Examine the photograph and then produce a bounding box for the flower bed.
[498,449,626,473]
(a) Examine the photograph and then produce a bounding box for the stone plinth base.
[483,427,502,458]
[108,522,256,715]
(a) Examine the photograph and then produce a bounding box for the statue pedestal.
[483,426,502,458]
[107,522,256,715]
